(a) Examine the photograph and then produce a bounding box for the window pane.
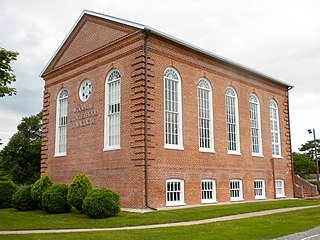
[106,70,121,148]
[270,100,281,156]
[56,90,68,155]
[164,68,181,147]
[198,79,213,150]
[226,87,238,152]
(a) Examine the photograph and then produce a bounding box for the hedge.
[82,188,120,219]
[67,173,92,212]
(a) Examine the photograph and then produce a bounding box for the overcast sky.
[1,0,320,151]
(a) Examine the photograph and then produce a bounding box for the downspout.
[287,86,295,197]
[143,29,156,210]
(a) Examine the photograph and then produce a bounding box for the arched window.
[225,86,240,154]
[104,69,121,150]
[198,78,214,152]
[55,89,68,156]
[249,94,262,155]
[164,67,183,149]
[270,100,281,157]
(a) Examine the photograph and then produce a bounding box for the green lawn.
[1,199,320,231]
[1,206,320,240]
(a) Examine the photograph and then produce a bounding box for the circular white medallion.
[79,79,92,102]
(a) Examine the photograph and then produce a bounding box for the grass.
[1,206,320,239]
[0,199,320,231]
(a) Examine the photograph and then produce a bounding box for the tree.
[293,152,316,176]
[0,47,19,97]
[299,139,320,160]
[0,111,42,185]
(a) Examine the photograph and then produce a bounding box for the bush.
[31,174,53,209]
[12,186,38,211]
[0,180,17,208]
[42,184,71,214]
[83,188,120,219]
[67,173,92,212]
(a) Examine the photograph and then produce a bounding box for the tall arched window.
[104,69,121,150]
[225,86,240,154]
[55,89,68,156]
[249,94,262,156]
[198,78,214,152]
[164,67,183,149]
[270,99,281,157]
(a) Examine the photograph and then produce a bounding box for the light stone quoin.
[70,103,98,129]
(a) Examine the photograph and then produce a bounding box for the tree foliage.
[293,152,317,176]
[0,47,19,97]
[0,111,42,185]
[0,180,17,208]
[299,139,320,160]
[67,173,92,212]
[12,185,38,211]
[42,184,71,214]
[31,174,53,209]
[83,188,120,219]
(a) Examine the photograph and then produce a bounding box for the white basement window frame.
[254,179,266,199]
[166,179,185,206]
[275,179,285,198]
[201,179,217,203]
[230,179,243,201]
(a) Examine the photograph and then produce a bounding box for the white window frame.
[225,87,240,154]
[198,78,214,152]
[164,67,183,150]
[270,100,281,158]
[201,179,217,203]
[230,179,243,201]
[104,69,121,151]
[55,89,68,156]
[249,94,263,156]
[275,179,285,198]
[254,179,266,199]
[166,179,185,206]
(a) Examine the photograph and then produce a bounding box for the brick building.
[40,10,294,208]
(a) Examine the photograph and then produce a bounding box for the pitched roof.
[41,10,293,88]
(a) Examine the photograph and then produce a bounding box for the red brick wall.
[41,15,294,208]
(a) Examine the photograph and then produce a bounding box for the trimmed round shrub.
[31,174,53,209]
[83,188,120,219]
[42,184,71,214]
[0,180,17,208]
[12,186,38,211]
[67,173,92,212]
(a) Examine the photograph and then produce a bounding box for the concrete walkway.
[1,205,319,235]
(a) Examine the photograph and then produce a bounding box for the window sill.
[272,155,283,159]
[201,200,218,204]
[254,197,267,200]
[164,145,184,151]
[230,198,244,202]
[276,195,286,199]
[227,151,241,156]
[199,148,215,153]
[103,146,121,151]
[54,153,66,158]
[252,154,264,158]
[166,202,186,207]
